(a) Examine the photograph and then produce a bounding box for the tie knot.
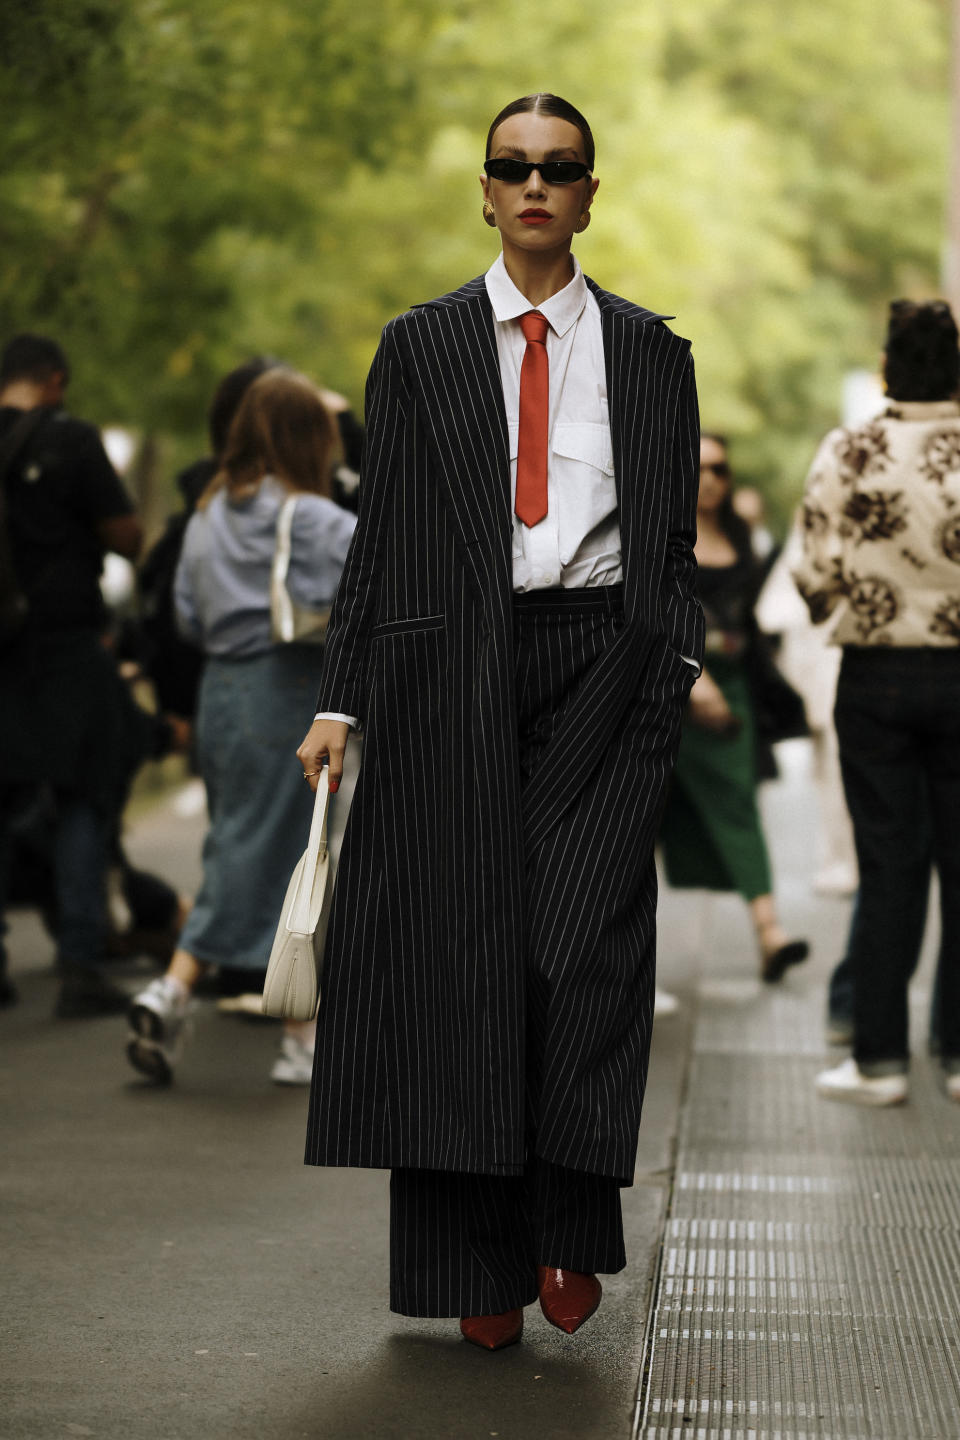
[519,311,549,345]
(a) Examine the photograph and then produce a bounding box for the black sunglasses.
[700,461,730,478]
[484,158,591,184]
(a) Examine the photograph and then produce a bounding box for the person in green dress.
[660,432,809,982]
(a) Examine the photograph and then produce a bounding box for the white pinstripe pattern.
[305,274,702,1184]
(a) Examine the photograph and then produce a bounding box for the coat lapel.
[586,279,674,623]
[401,279,513,613]
[520,281,684,850]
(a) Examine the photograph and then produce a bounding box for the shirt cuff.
[680,655,701,672]
[314,712,360,729]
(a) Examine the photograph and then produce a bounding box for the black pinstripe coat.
[305,274,703,1182]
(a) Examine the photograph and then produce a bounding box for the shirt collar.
[484,252,588,338]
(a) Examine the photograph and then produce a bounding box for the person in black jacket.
[0,333,143,1016]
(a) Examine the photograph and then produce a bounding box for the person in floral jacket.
[794,299,960,1107]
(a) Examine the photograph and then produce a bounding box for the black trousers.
[390,586,629,1318]
[390,1159,626,1316]
[834,647,960,1070]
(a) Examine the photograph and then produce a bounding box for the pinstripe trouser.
[390,586,629,1318]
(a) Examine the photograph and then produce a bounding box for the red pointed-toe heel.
[459,1308,524,1351]
[537,1266,602,1334]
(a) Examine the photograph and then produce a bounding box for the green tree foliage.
[0,0,949,517]
[0,0,443,429]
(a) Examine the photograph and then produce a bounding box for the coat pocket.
[370,613,445,639]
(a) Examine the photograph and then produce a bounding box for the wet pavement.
[2,744,954,1439]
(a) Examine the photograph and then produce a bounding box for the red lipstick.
[519,209,552,226]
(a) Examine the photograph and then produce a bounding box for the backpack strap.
[0,406,52,487]
[0,407,54,632]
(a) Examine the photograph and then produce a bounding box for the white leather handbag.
[262,768,334,1020]
[269,494,331,645]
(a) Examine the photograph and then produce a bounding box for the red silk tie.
[515,311,549,528]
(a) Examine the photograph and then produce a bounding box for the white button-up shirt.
[484,252,622,592]
[316,258,628,725]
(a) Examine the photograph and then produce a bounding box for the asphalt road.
[3,745,931,1440]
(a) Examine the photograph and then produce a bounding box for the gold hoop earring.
[574,210,591,234]
[482,201,497,228]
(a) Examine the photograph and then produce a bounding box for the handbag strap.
[288,766,330,931]
[270,493,298,642]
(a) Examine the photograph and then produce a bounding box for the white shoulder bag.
[270,494,331,645]
[262,768,334,1020]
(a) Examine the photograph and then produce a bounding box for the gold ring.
[303,770,320,779]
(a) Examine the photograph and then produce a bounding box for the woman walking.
[659,432,809,981]
[297,94,703,1349]
[796,299,960,1106]
[126,369,356,1085]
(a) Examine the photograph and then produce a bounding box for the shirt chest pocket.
[507,421,615,477]
[508,419,619,569]
[551,421,615,479]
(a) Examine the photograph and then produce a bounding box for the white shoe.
[654,988,680,1018]
[216,992,271,1018]
[816,1057,907,1107]
[946,1074,960,1103]
[270,1034,315,1086]
[126,977,192,1084]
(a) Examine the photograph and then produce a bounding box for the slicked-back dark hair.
[1,333,70,386]
[884,300,960,402]
[485,93,595,170]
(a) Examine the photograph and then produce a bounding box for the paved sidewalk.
[636,747,958,1440]
[2,745,953,1439]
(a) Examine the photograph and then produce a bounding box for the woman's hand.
[297,719,350,793]
[687,670,740,735]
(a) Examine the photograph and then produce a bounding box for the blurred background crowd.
[2,0,960,1105]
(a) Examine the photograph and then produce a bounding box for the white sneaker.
[216,992,271,1018]
[270,1034,315,1086]
[816,1057,907,1107]
[654,988,680,1018]
[126,977,192,1084]
[946,1074,960,1103]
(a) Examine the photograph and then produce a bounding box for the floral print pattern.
[800,499,830,539]
[918,428,960,490]
[846,572,901,642]
[840,489,908,546]
[931,597,960,641]
[940,515,960,566]
[834,420,891,484]
[793,402,960,647]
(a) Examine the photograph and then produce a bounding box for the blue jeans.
[0,786,108,976]
[835,648,960,1072]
